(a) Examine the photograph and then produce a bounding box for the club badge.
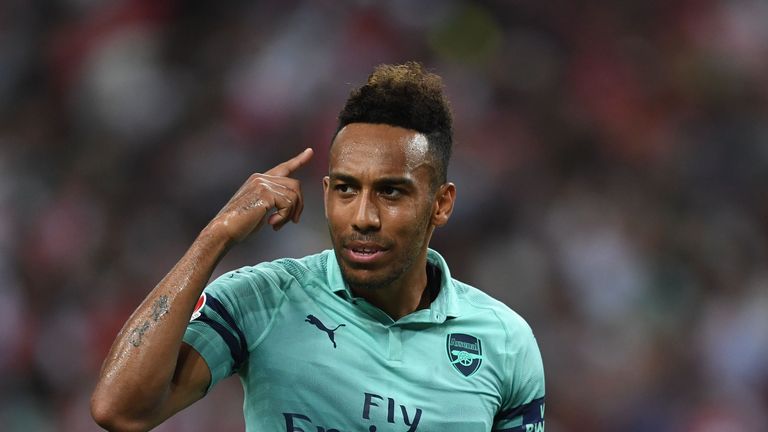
[447,333,483,377]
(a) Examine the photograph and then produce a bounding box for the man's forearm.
[91,149,313,431]
[92,228,230,423]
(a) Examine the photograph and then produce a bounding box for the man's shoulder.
[451,278,535,338]
[207,250,333,294]
[259,249,332,280]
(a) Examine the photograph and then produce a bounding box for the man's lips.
[343,241,388,264]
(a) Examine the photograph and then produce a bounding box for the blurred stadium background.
[2,0,768,431]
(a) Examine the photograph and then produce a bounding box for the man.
[91,62,545,432]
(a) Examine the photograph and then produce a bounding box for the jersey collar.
[325,248,461,324]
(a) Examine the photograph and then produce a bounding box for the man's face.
[323,123,442,291]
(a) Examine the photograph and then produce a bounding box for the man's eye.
[335,184,353,194]
[381,186,401,198]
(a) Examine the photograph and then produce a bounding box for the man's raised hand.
[208,148,314,243]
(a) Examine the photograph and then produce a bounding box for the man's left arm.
[492,325,546,432]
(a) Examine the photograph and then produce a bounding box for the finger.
[296,182,304,223]
[288,180,303,223]
[293,183,304,223]
[261,177,302,223]
[269,205,293,230]
[261,176,303,224]
[265,148,314,177]
[262,186,297,230]
[268,212,287,230]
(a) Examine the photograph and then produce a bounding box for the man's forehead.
[330,123,431,170]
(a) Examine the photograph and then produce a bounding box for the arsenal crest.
[447,333,483,377]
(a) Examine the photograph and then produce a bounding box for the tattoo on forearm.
[152,295,170,321]
[129,296,169,347]
[129,321,151,347]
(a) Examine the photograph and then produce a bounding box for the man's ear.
[432,182,456,228]
[322,176,330,219]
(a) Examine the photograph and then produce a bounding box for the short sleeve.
[183,266,286,391]
[492,325,546,431]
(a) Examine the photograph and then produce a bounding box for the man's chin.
[339,266,391,291]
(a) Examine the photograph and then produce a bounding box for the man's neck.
[350,265,430,321]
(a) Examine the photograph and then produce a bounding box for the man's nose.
[352,191,381,233]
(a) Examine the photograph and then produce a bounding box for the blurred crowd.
[1,0,767,431]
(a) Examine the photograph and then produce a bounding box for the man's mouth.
[350,246,381,255]
[343,241,388,264]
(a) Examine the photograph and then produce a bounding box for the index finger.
[265,148,314,177]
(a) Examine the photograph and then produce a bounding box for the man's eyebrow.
[328,172,359,184]
[328,172,415,187]
[374,176,415,187]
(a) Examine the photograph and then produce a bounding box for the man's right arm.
[90,148,313,432]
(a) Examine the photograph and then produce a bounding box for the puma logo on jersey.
[305,314,346,348]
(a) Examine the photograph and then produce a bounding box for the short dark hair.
[336,62,453,185]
